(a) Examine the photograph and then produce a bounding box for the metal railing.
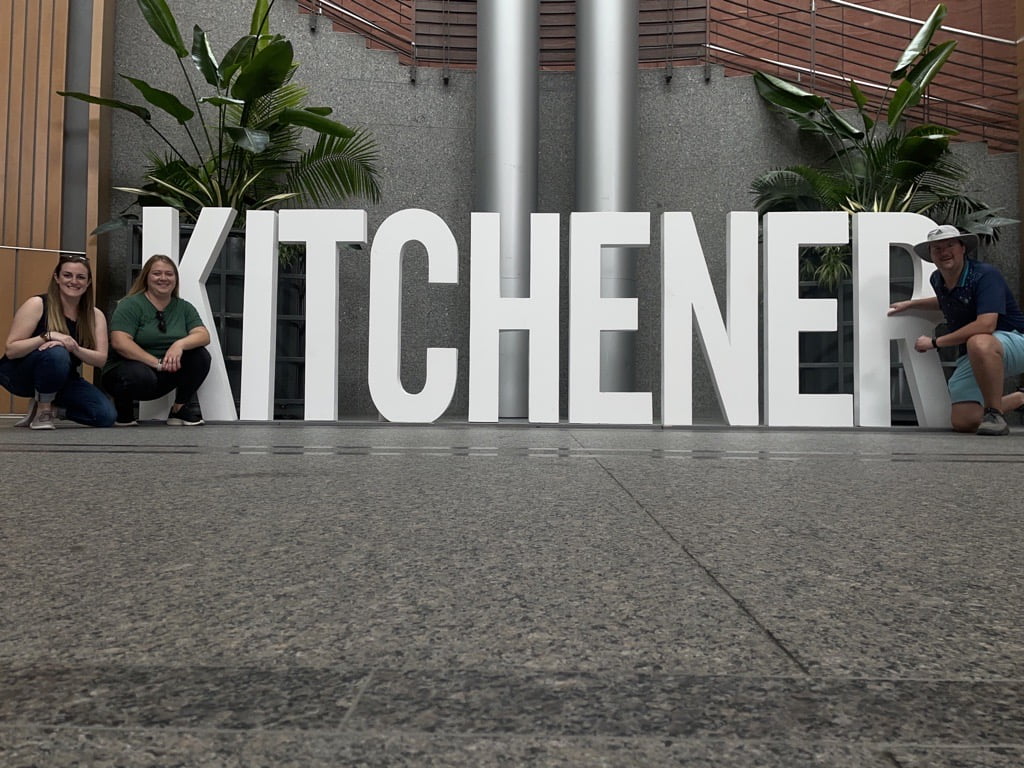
[293,0,1017,153]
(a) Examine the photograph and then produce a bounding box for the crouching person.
[889,225,1024,435]
[0,254,115,429]
[102,254,211,426]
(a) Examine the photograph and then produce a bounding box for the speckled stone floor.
[0,420,1021,767]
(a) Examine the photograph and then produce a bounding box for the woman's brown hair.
[45,254,96,348]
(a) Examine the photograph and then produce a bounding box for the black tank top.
[30,294,82,372]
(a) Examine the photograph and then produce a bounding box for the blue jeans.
[0,347,116,427]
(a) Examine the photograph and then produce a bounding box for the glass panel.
[800,366,839,393]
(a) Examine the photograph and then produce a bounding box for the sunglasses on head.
[155,310,167,333]
[59,254,89,264]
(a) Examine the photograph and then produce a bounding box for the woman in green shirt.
[102,254,211,425]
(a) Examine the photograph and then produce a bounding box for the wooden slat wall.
[0,0,70,414]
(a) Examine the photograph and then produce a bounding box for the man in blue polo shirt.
[889,225,1024,435]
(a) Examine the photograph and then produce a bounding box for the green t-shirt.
[104,292,204,374]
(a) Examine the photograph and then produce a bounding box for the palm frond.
[284,129,382,206]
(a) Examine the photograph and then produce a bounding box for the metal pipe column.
[575,0,640,393]
[475,0,540,417]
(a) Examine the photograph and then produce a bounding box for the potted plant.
[750,3,1012,290]
[62,0,381,231]
[749,3,1015,416]
[61,0,383,416]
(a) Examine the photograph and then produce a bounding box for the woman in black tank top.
[0,254,116,428]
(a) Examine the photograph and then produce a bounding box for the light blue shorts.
[947,330,1024,404]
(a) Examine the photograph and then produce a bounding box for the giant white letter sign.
[239,210,279,421]
[468,212,560,423]
[368,209,458,422]
[852,212,950,427]
[278,209,368,421]
[140,206,239,421]
[763,211,852,427]
[569,212,652,424]
[662,211,759,426]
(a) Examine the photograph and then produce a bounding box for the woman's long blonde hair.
[45,254,96,349]
[128,254,180,298]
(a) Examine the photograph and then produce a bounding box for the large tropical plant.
[61,0,381,233]
[751,3,1013,288]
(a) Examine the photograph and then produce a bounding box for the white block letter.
[468,212,560,423]
[368,209,458,423]
[662,212,759,426]
[852,212,949,427]
[239,211,279,421]
[279,209,368,421]
[763,211,852,427]
[569,212,652,424]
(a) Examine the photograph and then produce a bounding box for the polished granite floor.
[0,419,1021,767]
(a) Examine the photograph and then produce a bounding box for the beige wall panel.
[0,0,70,414]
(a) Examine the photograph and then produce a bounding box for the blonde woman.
[0,254,115,429]
[102,254,211,426]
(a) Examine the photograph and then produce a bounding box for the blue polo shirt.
[930,259,1024,334]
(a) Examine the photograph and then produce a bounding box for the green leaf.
[285,130,382,206]
[121,75,194,124]
[91,215,137,235]
[231,39,294,102]
[848,80,873,130]
[278,108,355,139]
[57,91,151,121]
[220,36,258,87]
[250,0,272,36]
[887,41,956,125]
[817,103,864,141]
[191,26,220,87]
[892,4,947,79]
[200,96,246,108]
[906,124,959,138]
[304,106,333,116]
[225,126,271,153]
[136,0,188,58]
[753,71,825,115]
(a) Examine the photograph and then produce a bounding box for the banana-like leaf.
[220,36,258,87]
[91,215,138,235]
[278,108,355,139]
[887,41,957,125]
[818,103,865,141]
[231,39,294,102]
[848,80,873,130]
[892,4,947,79]
[121,75,194,124]
[226,126,271,153]
[753,71,824,114]
[201,96,245,108]
[191,26,220,87]
[906,123,959,138]
[58,91,151,121]
[250,0,272,37]
[136,0,188,58]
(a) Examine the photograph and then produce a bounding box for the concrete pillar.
[575,0,640,393]
[474,0,540,417]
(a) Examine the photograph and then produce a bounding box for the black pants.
[102,347,211,421]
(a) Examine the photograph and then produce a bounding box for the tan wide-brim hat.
[914,224,979,263]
